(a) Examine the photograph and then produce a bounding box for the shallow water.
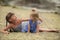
[0,6,60,40]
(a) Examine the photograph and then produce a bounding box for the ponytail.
[6,20,8,26]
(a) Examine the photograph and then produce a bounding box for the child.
[22,13,40,33]
[0,12,30,34]
[28,13,40,33]
[23,12,59,33]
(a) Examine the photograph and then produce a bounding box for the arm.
[38,17,43,22]
[1,24,12,34]
[21,18,30,22]
[36,24,39,33]
[28,24,30,33]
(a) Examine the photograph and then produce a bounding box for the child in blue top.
[21,9,59,33]
[28,13,40,33]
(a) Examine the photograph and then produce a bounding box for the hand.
[3,31,9,34]
[36,31,39,33]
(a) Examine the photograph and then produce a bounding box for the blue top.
[29,20,37,33]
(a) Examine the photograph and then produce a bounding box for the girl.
[1,12,30,34]
[22,13,59,33]
[28,13,40,33]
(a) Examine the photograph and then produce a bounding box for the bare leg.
[39,28,59,33]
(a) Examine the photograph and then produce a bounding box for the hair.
[32,8,37,12]
[6,12,14,26]
[32,9,36,12]
[31,13,39,20]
